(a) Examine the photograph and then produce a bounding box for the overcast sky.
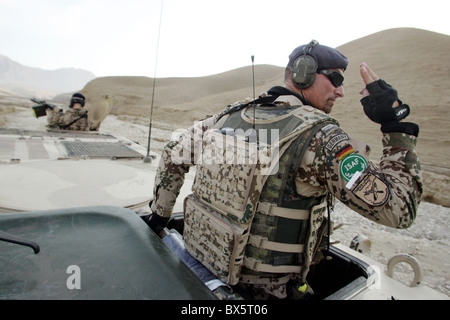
[0,0,448,78]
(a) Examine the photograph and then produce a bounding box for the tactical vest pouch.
[191,130,270,224]
[300,199,329,280]
[185,130,274,284]
[183,195,249,285]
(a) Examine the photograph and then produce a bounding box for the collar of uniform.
[267,86,306,106]
[274,94,304,107]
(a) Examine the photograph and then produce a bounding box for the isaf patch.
[351,172,389,206]
[339,153,368,182]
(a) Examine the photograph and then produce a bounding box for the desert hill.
[76,64,284,128]
[0,54,96,99]
[79,28,449,169]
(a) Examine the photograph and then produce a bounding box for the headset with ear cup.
[291,40,319,89]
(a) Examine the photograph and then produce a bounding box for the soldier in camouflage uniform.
[46,93,90,131]
[144,42,422,299]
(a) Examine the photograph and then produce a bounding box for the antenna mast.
[251,55,256,130]
[144,0,164,163]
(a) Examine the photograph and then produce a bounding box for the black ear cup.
[291,40,318,89]
[292,54,317,89]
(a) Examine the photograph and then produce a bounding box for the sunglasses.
[318,70,344,88]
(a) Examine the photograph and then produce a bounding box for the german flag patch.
[336,144,355,161]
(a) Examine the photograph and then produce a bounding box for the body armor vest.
[183,100,337,285]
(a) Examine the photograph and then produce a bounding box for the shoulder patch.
[351,172,389,206]
[325,133,349,151]
[321,123,339,135]
[339,153,368,181]
[336,144,355,161]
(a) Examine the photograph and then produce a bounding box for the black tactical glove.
[140,201,169,234]
[142,213,169,234]
[361,79,419,137]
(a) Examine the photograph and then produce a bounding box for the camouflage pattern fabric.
[242,121,333,283]
[236,282,289,300]
[47,108,89,131]
[192,129,264,225]
[150,91,422,299]
[185,105,331,285]
[184,195,249,285]
[297,124,422,228]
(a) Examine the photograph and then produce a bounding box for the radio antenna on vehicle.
[251,55,256,131]
[144,0,164,163]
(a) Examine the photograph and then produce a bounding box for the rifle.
[30,97,57,118]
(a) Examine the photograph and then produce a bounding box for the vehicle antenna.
[144,0,164,163]
[251,55,256,131]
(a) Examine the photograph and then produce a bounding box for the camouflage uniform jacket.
[152,91,422,226]
[47,108,89,131]
[151,89,422,297]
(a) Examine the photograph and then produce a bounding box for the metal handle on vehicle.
[386,253,423,287]
[0,229,40,254]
